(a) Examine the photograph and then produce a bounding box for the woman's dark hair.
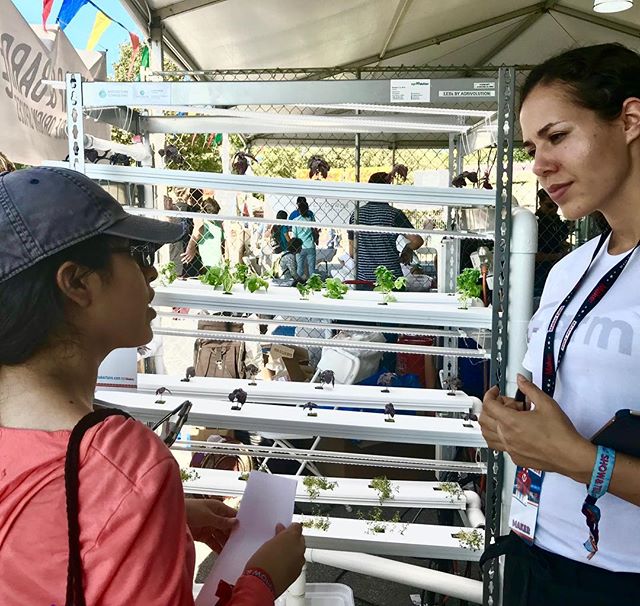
[520,43,640,121]
[297,198,311,218]
[276,210,288,220]
[231,152,258,175]
[287,237,303,253]
[308,155,330,179]
[0,235,116,365]
[368,171,390,184]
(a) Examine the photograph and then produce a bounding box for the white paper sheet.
[195,471,297,605]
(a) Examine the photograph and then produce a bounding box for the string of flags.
[42,0,140,56]
[41,0,223,149]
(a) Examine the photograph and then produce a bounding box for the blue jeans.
[297,247,316,280]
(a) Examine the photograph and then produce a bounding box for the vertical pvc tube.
[501,205,536,534]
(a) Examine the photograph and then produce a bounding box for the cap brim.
[103,214,184,244]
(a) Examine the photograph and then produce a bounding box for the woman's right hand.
[244,523,305,597]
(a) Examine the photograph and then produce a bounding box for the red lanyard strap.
[542,232,638,397]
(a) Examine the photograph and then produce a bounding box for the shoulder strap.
[65,408,131,606]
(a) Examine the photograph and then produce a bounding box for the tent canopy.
[120,0,640,72]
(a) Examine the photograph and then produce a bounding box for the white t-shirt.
[522,232,640,571]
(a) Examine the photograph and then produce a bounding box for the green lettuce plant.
[159,261,178,286]
[245,272,269,293]
[306,274,324,292]
[374,265,407,304]
[456,268,482,309]
[323,277,348,300]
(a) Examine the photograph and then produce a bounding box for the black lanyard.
[542,231,639,397]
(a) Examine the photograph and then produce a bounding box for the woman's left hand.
[185,497,238,552]
[480,374,593,474]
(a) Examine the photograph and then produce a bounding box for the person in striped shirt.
[348,171,423,285]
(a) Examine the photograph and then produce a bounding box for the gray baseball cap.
[0,166,183,283]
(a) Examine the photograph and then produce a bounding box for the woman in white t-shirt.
[480,43,640,605]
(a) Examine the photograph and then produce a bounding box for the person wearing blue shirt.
[290,198,318,279]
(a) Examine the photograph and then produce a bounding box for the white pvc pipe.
[305,549,482,604]
[506,206,536,398]
[83,134,152,164]
[285,565,306,606]
[463,490,485,529]
[501,205,536,534]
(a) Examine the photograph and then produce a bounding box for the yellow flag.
[86,11,111,50]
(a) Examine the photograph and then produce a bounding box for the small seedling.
[316,369,335,390]
[377,372,397,393]
[368,476,399,505]
[159,261,178,286]
[180,468,200,483]
[462,412,478,428]
[238,472,250,481]
[303,476,338,500]
[437,482,464,501]
[228,388,248,410]
[155,387,172,404]
[365,507,387,534]
[301,516,332,531]
[303,401,318,417]
[453,529,483,551]
[384,403,396,423]
[181,366,196,382]
[443,376,462,396]
[245,363,259,386]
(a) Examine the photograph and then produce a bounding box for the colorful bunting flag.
[207,133,223,147]
[140,44,150,69]
[127,33,141,80]
[86,11,111,50]
[42,0,55,32]
[56,0,89,30]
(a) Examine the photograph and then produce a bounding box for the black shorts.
[481,533,640,606]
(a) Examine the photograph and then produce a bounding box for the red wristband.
[242,567,276,597]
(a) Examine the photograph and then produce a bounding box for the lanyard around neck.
[542,231,639,397]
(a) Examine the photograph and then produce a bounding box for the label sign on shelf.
[133,83,171,103]
[439,90,496,98]
[390,79,431,103]
[96,86,134,103]
[474,82,495,90]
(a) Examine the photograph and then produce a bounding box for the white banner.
[0,0,109,166]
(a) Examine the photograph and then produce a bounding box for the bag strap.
[64,408,131,606]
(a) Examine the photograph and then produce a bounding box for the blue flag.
[56,0,89,30]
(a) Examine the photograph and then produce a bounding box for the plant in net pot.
[456,268,482,309]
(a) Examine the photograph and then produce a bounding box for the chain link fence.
[103,65,604,296]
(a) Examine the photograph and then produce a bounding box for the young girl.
[480,43,640,605]
[0,167,305,606]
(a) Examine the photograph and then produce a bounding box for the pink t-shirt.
[0,415,272,606]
